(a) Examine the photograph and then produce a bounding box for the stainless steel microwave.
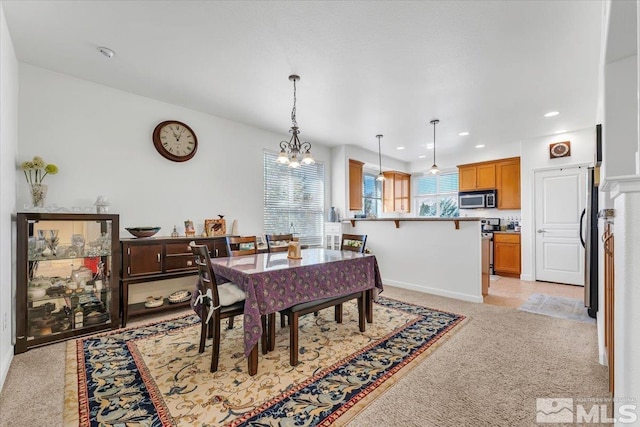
[459,190,496,209]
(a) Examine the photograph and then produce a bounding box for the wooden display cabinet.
[15,212,120,354]
[349,159,364,211]
[120,235,230,326]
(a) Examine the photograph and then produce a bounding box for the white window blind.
[363,172,382,217]
[264,151,325,246]
[415,172,459,217]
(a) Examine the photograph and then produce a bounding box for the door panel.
[534,167,586,285]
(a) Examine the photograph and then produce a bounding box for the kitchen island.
[345,217,483,302]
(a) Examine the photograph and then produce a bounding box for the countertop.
[493,230,521,234]
[345,217,481,222]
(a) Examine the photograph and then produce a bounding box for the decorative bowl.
[126,227,161,238]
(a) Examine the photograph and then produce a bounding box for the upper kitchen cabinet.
[457,157,520,209]
[495,157,521,209]
[383,171,411,213]
[458,163,496,191]
[348,159,364,211]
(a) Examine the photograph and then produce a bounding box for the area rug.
[64,297,465,426]
[518,293,595,323]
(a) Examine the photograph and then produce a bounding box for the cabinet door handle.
[157,253,161,262]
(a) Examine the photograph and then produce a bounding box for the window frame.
[414,170,460,218]
[362,169,383,218]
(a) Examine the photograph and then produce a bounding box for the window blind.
[264,151,325,246]
[415,171,459,217]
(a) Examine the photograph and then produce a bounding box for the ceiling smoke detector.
[97,47,115,58]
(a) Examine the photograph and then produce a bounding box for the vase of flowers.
[20,156,59,207]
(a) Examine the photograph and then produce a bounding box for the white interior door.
[534,167,586,285]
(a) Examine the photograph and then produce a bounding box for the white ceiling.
[2,1,603,163]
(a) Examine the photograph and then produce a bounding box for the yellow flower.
[19,156,59,184]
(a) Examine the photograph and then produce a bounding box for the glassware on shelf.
[44,229,59,256]
[71,234,85,257]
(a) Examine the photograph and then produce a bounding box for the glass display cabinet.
[15,213,119,353]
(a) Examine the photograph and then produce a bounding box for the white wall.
[409,142,521,173]
[0,3,19,391]
[18,64,332,235]
[520,127,595,281]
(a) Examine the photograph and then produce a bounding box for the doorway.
[534,166,587,285]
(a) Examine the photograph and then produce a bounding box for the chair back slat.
[190,243,220,307]
[226,236,258,257]
[265,233,293,253]
[340,233,367,253]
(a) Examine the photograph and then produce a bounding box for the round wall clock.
[549,141,571,159]
[152,120,198,162]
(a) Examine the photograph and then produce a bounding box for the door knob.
[536,229,547,233]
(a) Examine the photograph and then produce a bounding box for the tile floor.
[483,276,584,308]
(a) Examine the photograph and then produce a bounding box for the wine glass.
[45,229,59,256]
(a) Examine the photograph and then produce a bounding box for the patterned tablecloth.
[201,248,383,357]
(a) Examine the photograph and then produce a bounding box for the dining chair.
[190,243,247,372]
[340,233,367,253]
[225,235,274,354]
[226,235,258,257]
[265,233,293,253]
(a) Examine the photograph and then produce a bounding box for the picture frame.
[204,218,226,236]
[184,220,195,237]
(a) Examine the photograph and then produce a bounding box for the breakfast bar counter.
[344,217,484,302]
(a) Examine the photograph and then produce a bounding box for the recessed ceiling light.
[418,155,426,158]
[554,129,567,134]
[396,146,405,150]
[425,143,434,150]
[544,111,559,117]
[475,144,485,148]
[458,132,470,136]
[97,46,115,58]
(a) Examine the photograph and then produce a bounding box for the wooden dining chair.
[225,235,258,257]
[340,233,367,253]
[191,243,247,372]
[265,233,293,253]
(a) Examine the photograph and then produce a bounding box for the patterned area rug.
[64,297,465,426]
[518,293,595,323]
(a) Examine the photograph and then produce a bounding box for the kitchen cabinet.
[495,158,521,209]
[457,157,520,209]
[15,212,119,354]
[493,232,521,277]
[349,159,364,211]
[383,171,411,213]
[458,163,496,191]
[120,235,229,326]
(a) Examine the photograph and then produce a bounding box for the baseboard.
[0,345,13,393]
[520,274,533,281]
[384,279,483,303]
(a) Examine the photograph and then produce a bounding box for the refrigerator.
[580,165,599,318]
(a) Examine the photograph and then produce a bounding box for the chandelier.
[376,134,385,181]
[429,119,440,175]
[276,75,314,168]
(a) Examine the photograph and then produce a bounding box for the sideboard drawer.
[165,254,197,272]
[165,242,194,255]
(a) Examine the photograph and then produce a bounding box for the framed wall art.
[205,218,226,236]
[549,141,571,159]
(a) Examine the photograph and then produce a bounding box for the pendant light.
[429,119,440,175]
[376,134,385,181]
[276,75,314,168]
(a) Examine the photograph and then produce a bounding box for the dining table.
[205,248,384,376]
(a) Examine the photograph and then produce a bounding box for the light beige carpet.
[0,286,609,427]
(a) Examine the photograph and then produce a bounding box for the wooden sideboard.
[119,235,231,326]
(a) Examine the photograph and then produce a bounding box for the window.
[363,172,382,218]
[414,172,459,217]
[264,151,325,246]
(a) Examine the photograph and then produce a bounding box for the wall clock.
[152,120,198,162]
[549,141,571,159]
